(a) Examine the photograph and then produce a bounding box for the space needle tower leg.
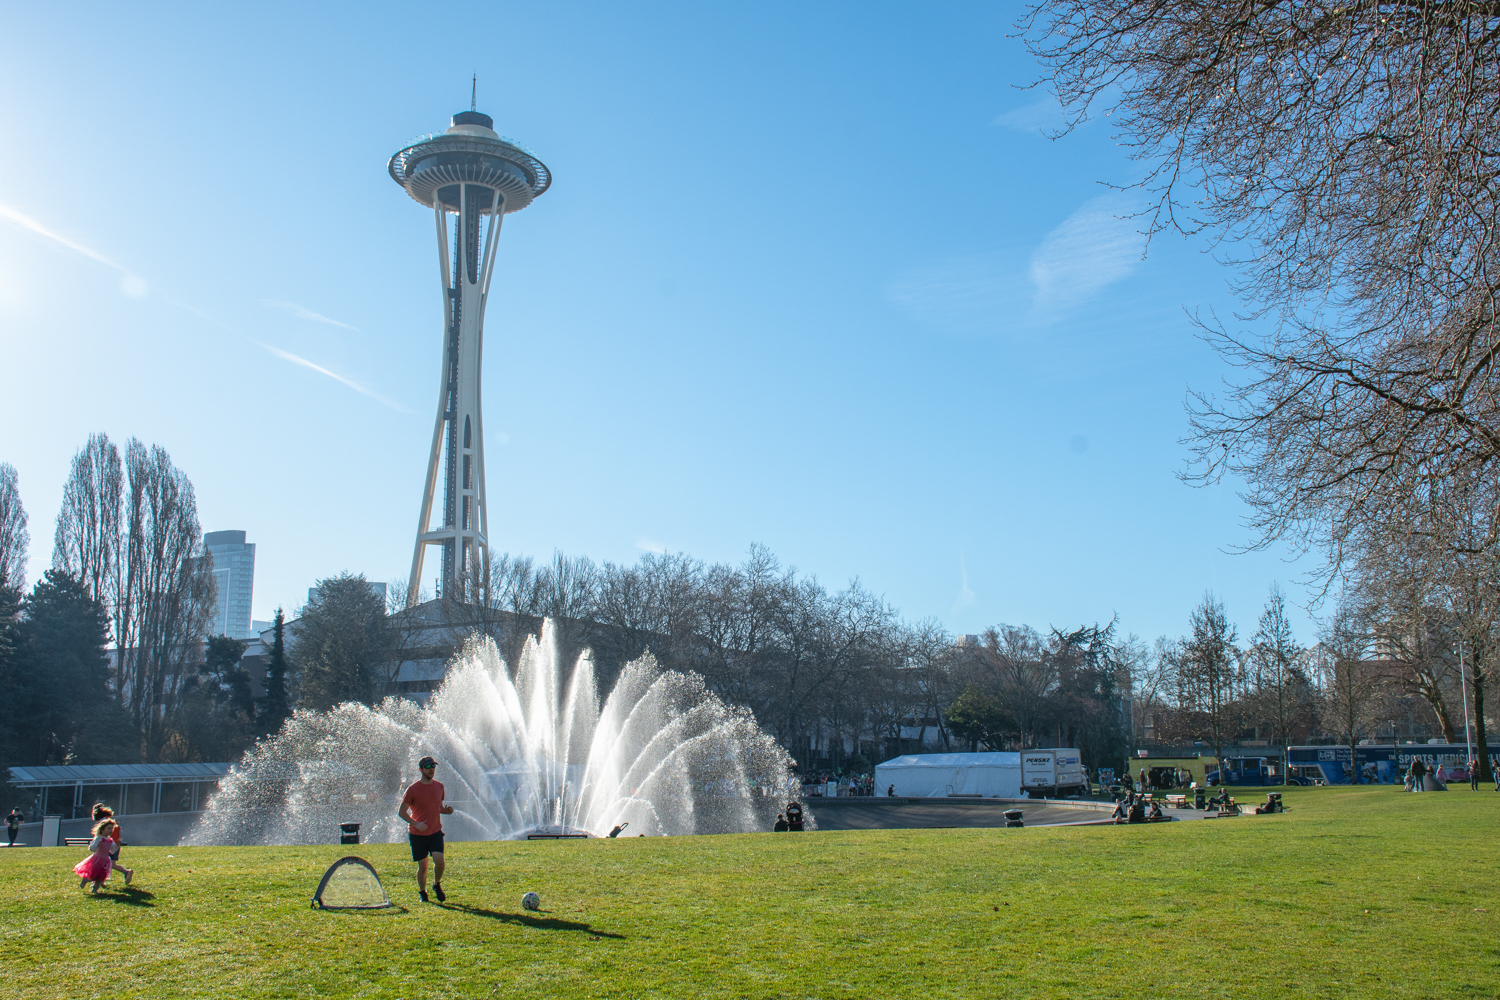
[392,108,551,606]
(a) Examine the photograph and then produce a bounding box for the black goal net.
[311,856,392,910]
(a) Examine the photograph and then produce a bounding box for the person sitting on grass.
[772,814,789,832]
[1111,796,1129,823]
[1147,799,1164,822]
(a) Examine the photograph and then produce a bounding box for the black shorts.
[409,831,445,861]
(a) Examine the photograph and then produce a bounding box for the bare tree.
[1024,4,1500,572]
[1350,535,1462,740]
[116,439,216,757]
[1252,584,1305,783]
[0,463,28,591]
[981,624,1054,749]
[52,433,124,644]
[1322,602,1381,783]
[1182,593,1238,768]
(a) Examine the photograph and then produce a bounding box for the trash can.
[1003,809,1024,828]
[339,822,360,845]
[1193,787,1207,810]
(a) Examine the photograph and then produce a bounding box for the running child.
[91,804,133,885]
[73,818,118,894]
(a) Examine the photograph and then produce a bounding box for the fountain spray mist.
[186,620,810,845]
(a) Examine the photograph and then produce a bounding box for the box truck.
[1021,749,1087,797]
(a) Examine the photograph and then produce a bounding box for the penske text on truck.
[1021,749,1087,797]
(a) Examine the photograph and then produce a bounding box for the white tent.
[874,752,1021,799]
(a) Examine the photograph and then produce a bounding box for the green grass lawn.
[3,785,1498,999]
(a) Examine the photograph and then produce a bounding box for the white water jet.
[186,621,808,844]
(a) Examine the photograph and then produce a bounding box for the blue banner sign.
[1287,744,1496,785]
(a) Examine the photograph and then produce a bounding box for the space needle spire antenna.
[389,100,551,606]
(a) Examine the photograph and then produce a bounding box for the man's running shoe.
[419,890,430,903]
[433,882,446,902]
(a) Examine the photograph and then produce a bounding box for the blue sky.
[0,2,1318,646]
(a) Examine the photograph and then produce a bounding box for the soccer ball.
[522,891,541,912]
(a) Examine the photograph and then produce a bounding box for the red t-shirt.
[401,780,445,835]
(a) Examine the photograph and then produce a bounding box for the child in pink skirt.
[91,804,132,884]
[73,819,117,893]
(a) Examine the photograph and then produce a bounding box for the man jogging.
[399,756,454,902]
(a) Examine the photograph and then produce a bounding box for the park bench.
[63,838,92,847]
[1165,794,1189,809]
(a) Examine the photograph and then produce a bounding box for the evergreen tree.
[945,686,1011,751]
[9,570,136,765]
[0,584,21,808]
[259,608,291,736]
[293,575,391,712]
[163,634,254,763]
[202,634,253,723]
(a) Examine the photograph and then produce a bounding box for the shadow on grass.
[89,887,155,907]
[436,902,625,939]
[319,904,410,917]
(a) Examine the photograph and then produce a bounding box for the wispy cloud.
[256,342,408,411]
[951,556,975,614]
[636,538,667,554]
[162,296,234,329]
[992,97,1065,133]
[264,300,359,330]
[1028,192,1145,321]
[886,250,1030,338]
[0,202,147,297]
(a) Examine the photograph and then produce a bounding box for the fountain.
[185,621,809,845]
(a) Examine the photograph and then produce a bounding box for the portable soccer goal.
[311,856,393,910]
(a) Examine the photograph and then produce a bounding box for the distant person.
[1434,762,1447,784]
[1147,799,1164,822]
[887,784,895,797]
[1111,797,1128,823]
[1469,760,1480,791]
[5,808,21,847]
[785,801,804,832]
[772,814,789,832]
[1128,796,1147,823]
[399,756,454,903]
[1411,758,1427,791]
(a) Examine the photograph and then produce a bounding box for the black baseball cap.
[418,756,438,769]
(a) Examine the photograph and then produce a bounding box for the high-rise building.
[204,530,256,639]
[388,102,551,604]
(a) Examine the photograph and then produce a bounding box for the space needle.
[389,97,551,604]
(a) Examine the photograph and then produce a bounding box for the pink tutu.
[73,853,110,883]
